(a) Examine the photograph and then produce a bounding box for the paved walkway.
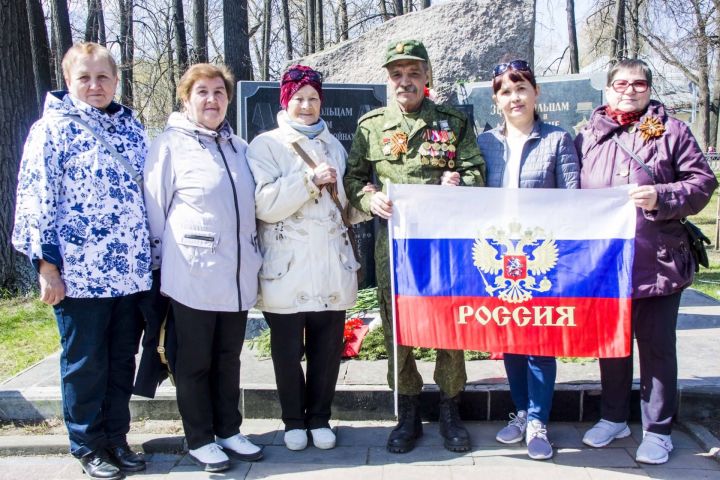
[1,289,720,478]
[1,420,719,479]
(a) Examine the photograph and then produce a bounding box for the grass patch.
[0,296,58,382]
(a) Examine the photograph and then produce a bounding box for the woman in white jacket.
[144,64,263,472]
[247,65,360,451]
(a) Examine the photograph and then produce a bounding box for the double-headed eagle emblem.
[472,222,558,304]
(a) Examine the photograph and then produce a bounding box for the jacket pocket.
[339,251,361,273]
[176,229,219,271]
[259,250,294,280]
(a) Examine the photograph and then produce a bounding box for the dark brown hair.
[492,68,537,93]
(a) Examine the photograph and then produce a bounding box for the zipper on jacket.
[215,136,242,310]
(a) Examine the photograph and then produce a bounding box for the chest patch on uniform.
[382,131,409,157]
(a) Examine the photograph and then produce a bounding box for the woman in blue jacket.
[476,59,579,460]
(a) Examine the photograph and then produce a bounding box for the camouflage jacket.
[344,99,486,213]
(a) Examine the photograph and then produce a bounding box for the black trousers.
[599,292,681,435]
[264,310,345,431]
[172,300,248,449]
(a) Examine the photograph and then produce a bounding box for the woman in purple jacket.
[576,59,717,465]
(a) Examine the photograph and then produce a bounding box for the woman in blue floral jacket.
[12,42,151,480]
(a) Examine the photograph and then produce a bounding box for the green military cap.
[382,39,429,67]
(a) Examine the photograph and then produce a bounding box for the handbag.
[681,218,711,271]
[612,136,710,272]
[290,141,364,283]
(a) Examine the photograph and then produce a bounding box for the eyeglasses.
[610,79,649,93]
[282,68,323,84]
[493,60,532,78]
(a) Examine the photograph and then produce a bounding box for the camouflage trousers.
[376,225,467,397]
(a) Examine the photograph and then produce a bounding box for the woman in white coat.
[144,64,263,472]
[247,65,360,451]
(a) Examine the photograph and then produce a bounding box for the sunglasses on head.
[282,68,323,84]
[493,60,531,78]
[610,79,649,93]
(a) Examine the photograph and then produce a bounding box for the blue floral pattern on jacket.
[12,91,152,298]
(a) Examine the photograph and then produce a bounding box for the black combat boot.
[438,392,471,452]
[386,394,423,453]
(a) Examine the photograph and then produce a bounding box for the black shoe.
[107,444,146,472]
[387,394,423,453]
[79,451,125,480]
[439,392,471,452]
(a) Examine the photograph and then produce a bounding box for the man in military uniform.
[344,39,486,454]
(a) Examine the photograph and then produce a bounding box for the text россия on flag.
[388,184,636,358]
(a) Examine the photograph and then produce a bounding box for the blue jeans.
[504,353,557,424]
[54,294,143,458]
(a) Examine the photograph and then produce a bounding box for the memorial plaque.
[237,82,386,150]
[237,82,387,288]
[457,73,606,137]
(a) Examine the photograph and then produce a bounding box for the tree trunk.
[97,0,106,46]
[85,0,98,42]
[27,0,52,114]
[262,0,272,79]
[119,0,134,107]
[50,0,73,89]
[0,0,39,293]
[627,0,640,58]
[610,0,626,63]
[711,2,720,148]
[693,2,710,149]
[193,0,208,63]
[404,0,410,14]
[393,0,403,15]
[421,0,430,8]
[165,13,177,109]
[379,0,389,21]
[282,0,293,59]
[174,0,189,74]
[339,0,349,40]
[566,0,579,73]
[710,52,720,149]
[316,0,324,51]
[307,0,316,54]
[224,0,252,129]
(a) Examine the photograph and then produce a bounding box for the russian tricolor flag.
[388,184,636,358]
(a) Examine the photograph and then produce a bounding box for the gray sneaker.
[496,410,527,444]
[526,419,553,460]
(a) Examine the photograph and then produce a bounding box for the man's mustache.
[396,86,417,94]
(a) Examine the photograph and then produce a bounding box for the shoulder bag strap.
[290,140,360,262]
[611,135,655,184]
[66,114,144,187]
[612,134,698,228]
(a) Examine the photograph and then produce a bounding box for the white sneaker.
[188,442,230,472]
[310,428,336,449]
[583,419,631,448]
[284,429,308,451]
[217,433,263,461]
[636,432,673,464]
